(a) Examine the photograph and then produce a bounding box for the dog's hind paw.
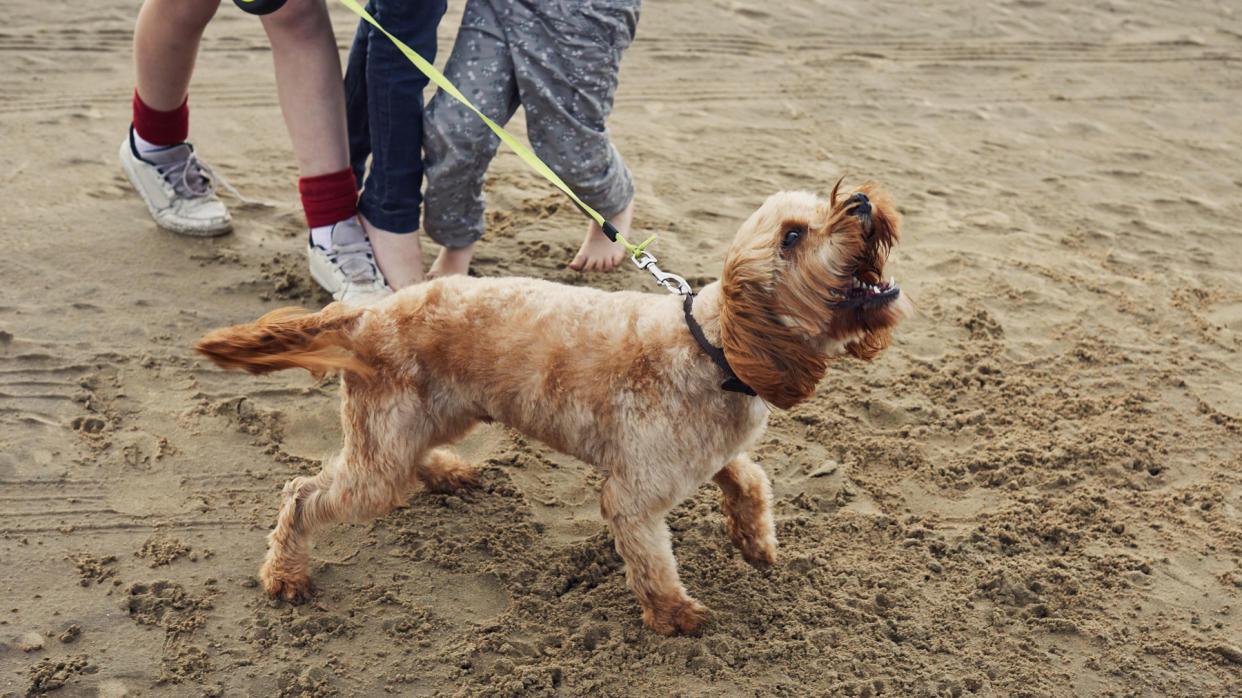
[259,563,316,604]
[643,595,709,636]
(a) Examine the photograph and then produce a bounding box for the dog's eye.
[781,225,805,250]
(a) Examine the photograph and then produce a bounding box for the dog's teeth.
[889,276,895,287]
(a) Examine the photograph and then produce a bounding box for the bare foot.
[570,199,634,272]
[362,214,424,289]
[428,244,475,278]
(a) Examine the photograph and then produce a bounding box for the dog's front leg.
[712,453,777,569]
[600,479,708,636]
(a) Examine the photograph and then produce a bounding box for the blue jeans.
[345,0,447,234]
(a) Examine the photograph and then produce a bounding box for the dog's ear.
[844,326,892,361]
[719,246,827,410]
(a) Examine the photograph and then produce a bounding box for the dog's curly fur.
[195,182,913,635]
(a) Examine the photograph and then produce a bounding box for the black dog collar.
[683,294,757,396]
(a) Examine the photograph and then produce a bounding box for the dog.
[195,181,912,636]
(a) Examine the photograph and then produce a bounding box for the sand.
[3,0,1242,695]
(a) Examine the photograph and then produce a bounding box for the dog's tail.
[194,303,373,379]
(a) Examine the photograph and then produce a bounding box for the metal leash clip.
[631,250,692,296]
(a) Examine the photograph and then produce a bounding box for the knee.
[159,0,223,31]
[425,109,492,158]
[261,0,332,42]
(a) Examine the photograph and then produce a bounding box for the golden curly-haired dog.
[195,181,912,636]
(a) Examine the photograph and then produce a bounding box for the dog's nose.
[847,192,871,216]
[847,192,872,235]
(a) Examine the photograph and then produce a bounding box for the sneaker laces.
[327,241,383,286]
[156,149,268,206]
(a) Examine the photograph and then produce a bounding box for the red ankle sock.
[132,90,189,146]
[299,169,358,229]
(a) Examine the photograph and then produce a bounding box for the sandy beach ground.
[3,0,1242,695]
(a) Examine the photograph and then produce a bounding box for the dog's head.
[719,181,913,409]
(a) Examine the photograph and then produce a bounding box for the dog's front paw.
[422,466,480,494]
[642,595,709,636]
[259,561,315,604]
[740,534,777,571]
[419,450,482,494]
[725,520,778,570]
[448,466,481,492]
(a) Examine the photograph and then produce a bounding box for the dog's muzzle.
[829,191,902,309]
[847,192,872,233]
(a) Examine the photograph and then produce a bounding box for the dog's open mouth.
[831,275,900,310]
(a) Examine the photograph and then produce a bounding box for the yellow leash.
[335,0,657,259]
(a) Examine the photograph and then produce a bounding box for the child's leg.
[262,0,393,305]
[125,0,232,236]
[422,0,521,277]
[342,17,424,288]
[133,0,220,112]
[264,0,411,305]
[261,0,350,180]
[427,245,475,279]
[344,17,372,189]
[509,0,641,272]
[348,0,447,289]
[574,199,633,272]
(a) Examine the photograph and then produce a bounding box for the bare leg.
[364,215,425,289]
[600,478,707,635]
[570,199,632,272]
[133,0,221,111]
[260,0,349,178]
[427,244,476,278]
[712,454,777,569]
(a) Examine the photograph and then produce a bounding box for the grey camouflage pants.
[422,0,640,248]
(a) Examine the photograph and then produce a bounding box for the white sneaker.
[306,218,392,306]
[119,127,232,236]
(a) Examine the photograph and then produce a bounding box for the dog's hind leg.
[259,463,349,604]
[259,446,430,603]
[712,453,777,570]
[259,388,482,602]
[600,478,708,636]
